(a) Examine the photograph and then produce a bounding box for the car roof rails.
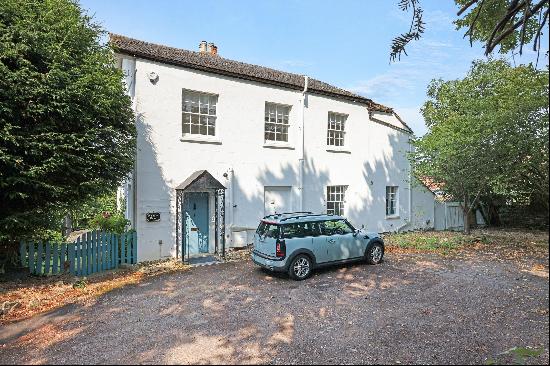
[279,213,334,222]
[262,211,312,219]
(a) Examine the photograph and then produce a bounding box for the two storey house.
[111,34,440,262]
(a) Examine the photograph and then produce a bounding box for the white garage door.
[264,186,292,216]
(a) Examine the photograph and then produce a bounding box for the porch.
[175,170,227,264]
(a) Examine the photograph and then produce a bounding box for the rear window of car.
[281,222,319,239]
[256,222,280,239]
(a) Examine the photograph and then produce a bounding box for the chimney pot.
[199,41,207,53]
[208,42,218,56]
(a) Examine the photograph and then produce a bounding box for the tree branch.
[533,7,549,51]
[465,0,486,46]
[486,0,527,51]
[457,0,480,16]
[486,0,549,54]
[468,188,485,214]
[390,0,425,62]
[519,0,532,54]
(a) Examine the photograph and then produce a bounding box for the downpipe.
[397,136,414,233]
[298,75,308,211]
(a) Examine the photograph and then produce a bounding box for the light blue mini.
[252,212,385,280]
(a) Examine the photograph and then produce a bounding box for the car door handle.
[328,239,336,244]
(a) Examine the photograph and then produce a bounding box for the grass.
[384,231,484,254]
[383,228,549,256]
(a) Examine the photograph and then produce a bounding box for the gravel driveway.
[1,252,548,365]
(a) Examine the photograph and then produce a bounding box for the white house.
[110,34,446,263]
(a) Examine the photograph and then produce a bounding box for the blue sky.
[79,0,548,136]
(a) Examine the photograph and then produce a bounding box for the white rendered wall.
[301,93,413,233]
[124,55,437,262]
[411,182,436,231]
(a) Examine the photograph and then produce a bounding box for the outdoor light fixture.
[148,71,159,83]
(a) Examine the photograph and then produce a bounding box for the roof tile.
[109,33,394,113]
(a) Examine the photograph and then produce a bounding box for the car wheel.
[288,254,312,280]
[365,243,384,265]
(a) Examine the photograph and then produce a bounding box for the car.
[251,212,385,280]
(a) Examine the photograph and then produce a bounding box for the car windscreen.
[256,222,280,239]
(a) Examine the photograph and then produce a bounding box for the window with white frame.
[182,89,218,136]
[386,186,399,216]
[265,102,290,142]
[327,185,347,216]
[327,112,347,147]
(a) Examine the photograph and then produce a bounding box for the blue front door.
[184,192,209,254]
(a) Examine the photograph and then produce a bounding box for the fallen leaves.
[0,259,189,325]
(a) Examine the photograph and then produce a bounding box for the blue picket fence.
[20,230,137,276]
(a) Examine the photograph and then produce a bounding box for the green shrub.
[89,212,129,234]
[33,229,65,243]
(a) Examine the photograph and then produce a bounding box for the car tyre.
[365,242,384,265]
[288,254,312,280]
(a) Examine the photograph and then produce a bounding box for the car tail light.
[276,239,286,258]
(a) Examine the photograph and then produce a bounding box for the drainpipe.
[120,57,138,231]
[298,76,308,211]
[397,136,413,233]
[227,167,234,246]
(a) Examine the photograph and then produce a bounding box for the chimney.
[208,42,218,56]
[199,41,208,53]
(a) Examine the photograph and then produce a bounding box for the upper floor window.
[327,112,347,147]
[265,102,290,142]
[182,89,217,136]
[327,185,347,216]
[386,186,399,216]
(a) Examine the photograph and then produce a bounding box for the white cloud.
[423,10,454,31]
[347,32,482,120]
[390,7,454,31]
[348,69,420,101]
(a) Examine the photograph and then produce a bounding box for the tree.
[391,0,549,61]
[411,59,549,234]
[0,0,135,244]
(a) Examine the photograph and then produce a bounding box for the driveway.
[1,253,548,365]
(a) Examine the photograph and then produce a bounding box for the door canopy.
[176,170,226,191]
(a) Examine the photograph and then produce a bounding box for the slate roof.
[109,34,394,114]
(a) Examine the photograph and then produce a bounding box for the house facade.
[111,34,442,263]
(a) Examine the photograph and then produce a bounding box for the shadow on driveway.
[0,254,548,365]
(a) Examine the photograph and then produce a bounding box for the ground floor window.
[386,186,399,216]
[327,185,347,216]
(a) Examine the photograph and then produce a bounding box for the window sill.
[326,147,351,154]
[385,215,400,220]
[180,135,222,145]
[263,142,295,150]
